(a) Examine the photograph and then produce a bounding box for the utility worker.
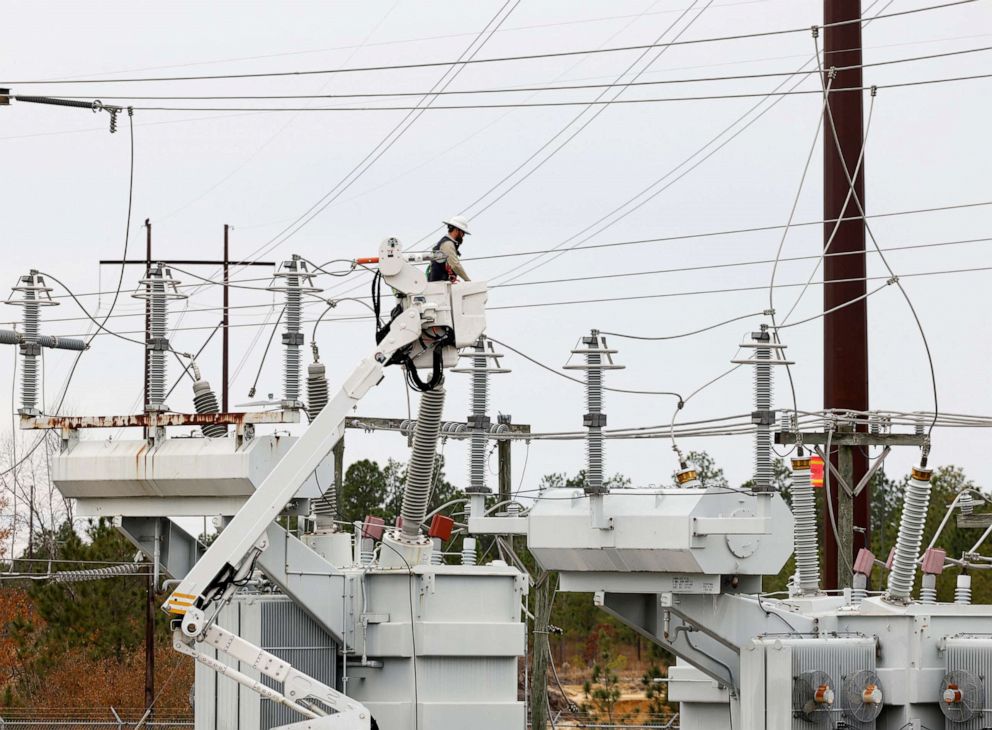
[428,215,471,283]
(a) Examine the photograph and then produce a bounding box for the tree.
[339,456,462,527]
[13,519,160,663]
[540,469,630,491]
[581,624,626,724]
[339,459,389,525]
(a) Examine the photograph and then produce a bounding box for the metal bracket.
[812,445,890,497]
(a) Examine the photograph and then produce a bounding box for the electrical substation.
[2,2,992,729]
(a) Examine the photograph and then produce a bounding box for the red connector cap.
[921,548,947,575]
[362,515,385,540]
[428,514,454,541]
[853,548,876,575]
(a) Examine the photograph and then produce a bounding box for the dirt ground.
[548,639,675,725]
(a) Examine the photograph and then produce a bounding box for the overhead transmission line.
[28,1,782,84]
[182,0,520,305]
[814,33,941,441]
[77,73,992,111]
[407,0,716,253]
[36,233,992,329]
[484,0,898,287]
[1,0,976,86]
[1,111,136,480]
[6,34,986,143]
[49,262,992,340]
[24,203,992,305]
[34,45,992,102]
[485,337,683,401]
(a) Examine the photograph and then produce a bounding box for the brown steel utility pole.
[822,0,870,590]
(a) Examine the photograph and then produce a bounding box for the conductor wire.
[813,37,940,444]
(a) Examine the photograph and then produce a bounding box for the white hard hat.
[442,214,471,235]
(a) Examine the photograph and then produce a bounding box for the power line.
[32,233,992,328]
[20,214,992,309]
[466,201,992,262]
[482,0,894,287]
[34,45,992,102]
[415,0,716,251]
[203,0,520,300]
[46,263,992,339]
[602,311,766,341]
[814,35,940,440]
[32,2,776,82]
[486,337,683,400]
[2,0,976,86]
[7,33,987,143]
[83,73,992,111]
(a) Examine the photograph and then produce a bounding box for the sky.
[1,0,991,523]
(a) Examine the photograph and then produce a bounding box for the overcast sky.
[2,0,991,514]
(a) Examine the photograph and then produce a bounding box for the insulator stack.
[461,536,477,566]
[452,336,509,500]
[958,491,974,516]
[268,257,320,408]
[306,362,329,420]
[955,574,972,605]
[754,342,772,490]
[791,456,820,595]
[52,563,141,583]
[468,344,489,491]
[5,272,56,415]
[192,380,227,438]
[920,549,945,605]
[148,270,167,409]
[886,466,934,602]
[851,579,867,607]
[132,264,185,413]
[733,328,790,492]
[564,330,623,495]
[399,387,446,541]
[284,279,301,402]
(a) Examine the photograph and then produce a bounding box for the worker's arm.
[440,240,470,281]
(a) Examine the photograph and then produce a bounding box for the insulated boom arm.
[162,237,487,730]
